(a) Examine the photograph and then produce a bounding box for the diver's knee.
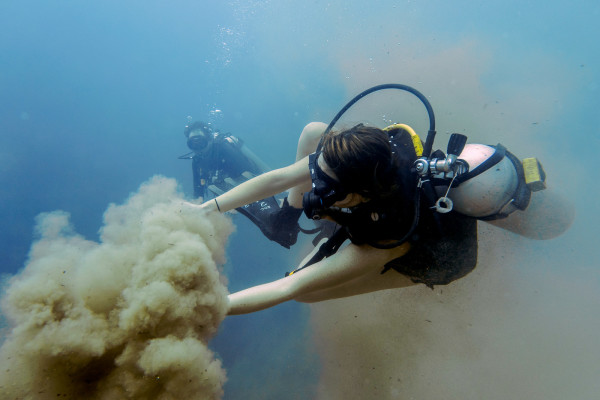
[298,122,327,150]
[303,121,327,132]
[301,122,327,139]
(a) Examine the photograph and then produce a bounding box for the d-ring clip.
[434,197,453,213]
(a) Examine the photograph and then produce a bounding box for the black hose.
[318,83,437,157]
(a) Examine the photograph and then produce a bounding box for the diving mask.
[303,152,349,220]
[187,131,209,152]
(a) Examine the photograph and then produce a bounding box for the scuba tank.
[428,140,571,240]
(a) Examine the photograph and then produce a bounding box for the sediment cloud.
[0,176,233,400]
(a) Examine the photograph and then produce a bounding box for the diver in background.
[179,121,266,198]
[179,121,302,248]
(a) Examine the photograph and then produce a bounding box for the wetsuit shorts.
[383,214,478,288]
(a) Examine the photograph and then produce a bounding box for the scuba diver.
[179,121,303,248]
[184,84,573,315]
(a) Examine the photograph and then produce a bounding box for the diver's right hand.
[178,200,216,214]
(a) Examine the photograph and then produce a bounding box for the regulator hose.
[318,83,437,158]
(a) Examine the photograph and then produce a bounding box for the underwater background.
[1,1,598,399]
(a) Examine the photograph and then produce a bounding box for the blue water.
[1,1,598,399]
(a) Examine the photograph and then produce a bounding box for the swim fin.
[237,197,302,249]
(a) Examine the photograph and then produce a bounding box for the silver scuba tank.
[438,143,520,218]
[424,137,572,240]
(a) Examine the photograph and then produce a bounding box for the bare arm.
[227,241,410,315]
[197,156,311,213]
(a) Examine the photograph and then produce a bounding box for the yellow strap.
[522,157,546,192]
[383,123,423,156]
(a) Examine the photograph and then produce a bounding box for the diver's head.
[303,124,400,219]
[321,124,397,195]
[184,121,214,153]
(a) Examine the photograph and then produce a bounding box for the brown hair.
[321,124,399,198]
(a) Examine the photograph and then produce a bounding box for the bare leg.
[287,122,327,208]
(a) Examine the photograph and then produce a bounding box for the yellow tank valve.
[522,158,546,192]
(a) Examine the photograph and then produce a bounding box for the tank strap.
[453,143,507,186]
[478,149,531,220]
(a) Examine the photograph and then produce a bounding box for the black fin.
[237,197,301,249]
